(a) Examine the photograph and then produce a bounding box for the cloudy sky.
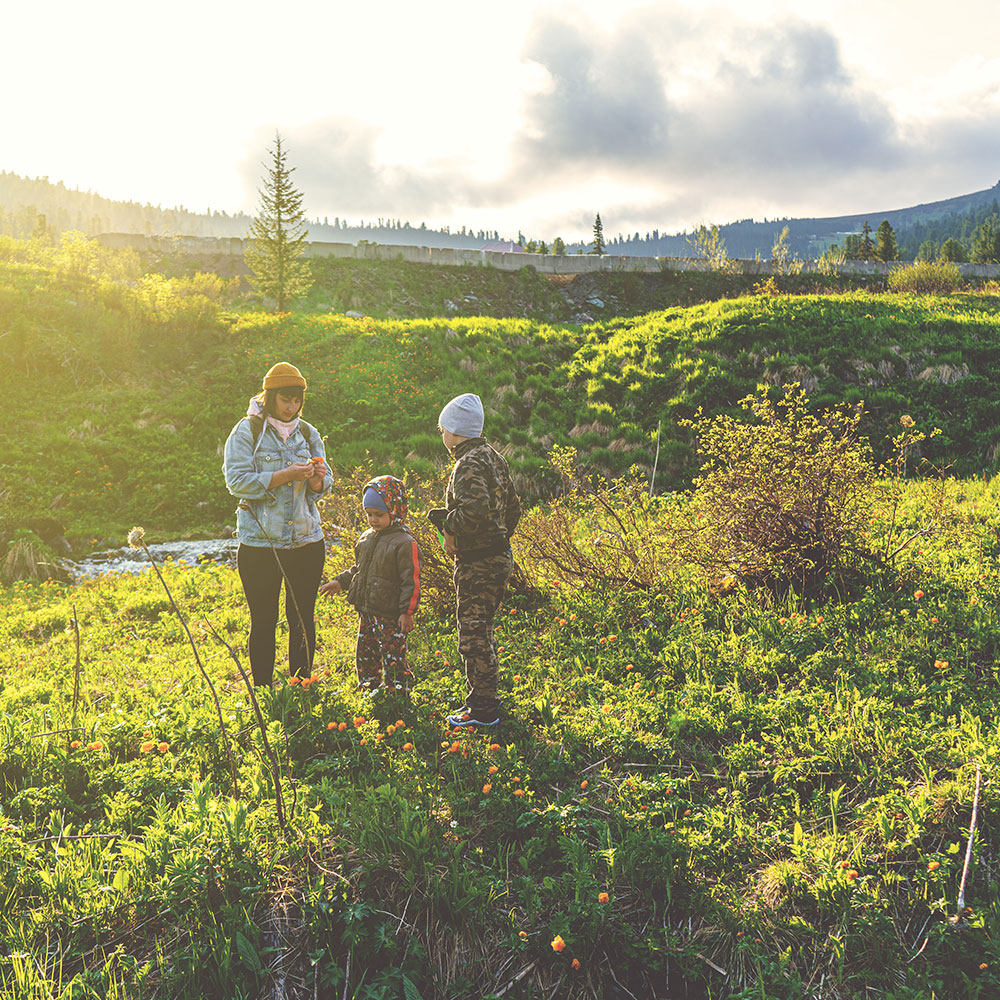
[4,0,1000,241]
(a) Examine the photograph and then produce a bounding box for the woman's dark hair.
[261,387,304,417]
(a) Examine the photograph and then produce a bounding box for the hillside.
[3,234,1000,553]
[5,166,1000,261]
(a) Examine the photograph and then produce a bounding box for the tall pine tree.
[245,133,312,311]
[875,220,898,262]
[591,213,606,256]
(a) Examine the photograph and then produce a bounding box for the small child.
[430,393,521,729]
[320,476,420,694]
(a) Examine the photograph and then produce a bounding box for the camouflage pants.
[356,613,412,692]
[455,549,513,711]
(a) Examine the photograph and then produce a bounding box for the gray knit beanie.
[439,393,484,438]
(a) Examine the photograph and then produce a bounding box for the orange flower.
[402,742,413,751]
[580,780,588,790]
[971,597,978,604]
[518,930,528,940]
[934,659,950,670]
[980,963,989,971]
[354,716,366,727]
[512,674,521,683]
[838,860,850,869]
[141,741,155,753]
[512,776,521,783]
[489,765,499,774]
[449,741,461,753]
[608,634,616,642]
[625,664,634,671]
[488,743,501,752]
[571,958,581,970]
[327,722,337,730]
[360,738,368,745]
[287,676,301,686]
[143,731,152,739]
[930,616,939,623]
[396,720,405,729]
[846,870,859,881]
[914,590,924,600]
[375,733,385,742]
[513,788,525,797]
[70,740,81,749]
[928,860,940,872]
[482,784,492,794]
[158,743,169,753]
[90,741,104,752]
[387,725,396,735]
[601,705,612,714]
[338,722,347,731]
[551,935,566,952]
[598,891,609,904]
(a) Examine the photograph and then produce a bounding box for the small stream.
[65,538,238,581]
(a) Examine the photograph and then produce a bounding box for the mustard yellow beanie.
[262,362,307,390]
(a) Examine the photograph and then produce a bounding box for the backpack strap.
[247,414,265,446]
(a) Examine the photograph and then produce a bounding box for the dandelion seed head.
[127,526,146,549]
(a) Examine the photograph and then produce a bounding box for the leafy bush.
[681,384,880,594]
[887,261,963,294]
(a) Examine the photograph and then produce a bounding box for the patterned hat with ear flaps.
[363,476,408,524]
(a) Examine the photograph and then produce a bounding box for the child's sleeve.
[334,539,362,591]
[397,535,421,616]
[443,459,490,538]
[504,476,522,536]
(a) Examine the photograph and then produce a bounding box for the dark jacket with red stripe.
[335,525,420,619]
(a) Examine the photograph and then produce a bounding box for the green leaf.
[236,931,262,974]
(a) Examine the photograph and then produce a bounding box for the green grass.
[5,235,1000,551]
[2,479,999,998]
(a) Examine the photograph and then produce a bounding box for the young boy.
[320,476,420,695]
[430,393,521,729]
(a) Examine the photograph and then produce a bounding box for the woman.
[223,362,332,685]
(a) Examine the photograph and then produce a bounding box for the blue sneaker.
[446,707,500,729]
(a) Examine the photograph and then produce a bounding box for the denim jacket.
[223,417,333,548]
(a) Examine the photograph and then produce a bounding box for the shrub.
[681,384,880,594]
[886,261,963,294]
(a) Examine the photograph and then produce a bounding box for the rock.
[586,297,605,309]
[444,299,458,312]
[345,310,366,319]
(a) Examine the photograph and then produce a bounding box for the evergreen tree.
[916,239,938,262]
[859,221,876,261]
[875,220,898,262]
[245,133,312,311]
[939,237,967,262]
[971,215,1000,264]
[537,240,549,254]
[591,213,606,256]
[552,237,566,255]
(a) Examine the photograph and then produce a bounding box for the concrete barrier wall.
[95,233,1000,279]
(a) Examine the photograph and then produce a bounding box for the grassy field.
[1,471,999,998]
[3,235,1000,997]
[4,235,1000,552]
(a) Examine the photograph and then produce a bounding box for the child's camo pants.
[455,549,513,711]
[355,613,412,691]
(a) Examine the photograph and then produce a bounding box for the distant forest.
[2,169,999,261]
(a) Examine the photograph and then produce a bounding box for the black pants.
[237,540,325,686]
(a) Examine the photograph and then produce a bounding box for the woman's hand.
[308,458,327,490]
[319,579,342,597]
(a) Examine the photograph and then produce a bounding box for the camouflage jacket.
[444,438,521,563]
